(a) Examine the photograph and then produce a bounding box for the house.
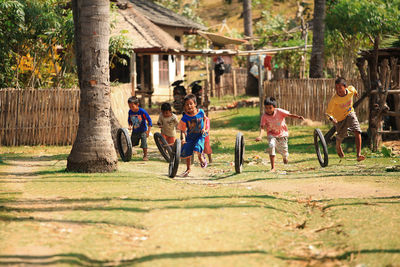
[111,0,206,102]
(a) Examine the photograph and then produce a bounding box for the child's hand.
[255,136,262,142]
[299,116,304,120]
[146,130,150,137]
[128,126,132,131]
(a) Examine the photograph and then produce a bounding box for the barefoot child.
[255,97,304,172]
[326,77,365,161]
[177,94,207,177]
[127,96,152,161]
[157,102,179,145]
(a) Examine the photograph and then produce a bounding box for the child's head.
[263,97,277,115]
[335,77,347,97]
[128,96,140,112]
[161,102,172,117]
[183,94,197,114]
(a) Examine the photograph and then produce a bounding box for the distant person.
[255,97,304,172]
[128,96,152,161]
[157,102,179,145]
[178,94,208,177]
[326,77,365,161]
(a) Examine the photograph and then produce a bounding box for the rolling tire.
[314,128,329,167]
[154,133,172,162]
[168,139,181,178]
[235,132,245,173]
[117,128,132,162]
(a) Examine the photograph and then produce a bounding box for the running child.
[255,97,304,172]
[326,77,365,161]
[177,94,207,177]
[157,102,179,145]
[127,96,152,161]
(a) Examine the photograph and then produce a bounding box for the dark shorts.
[335,112,362,141]
[131,131,147,149]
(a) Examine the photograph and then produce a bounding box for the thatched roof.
[129,0,207,32]
[111,4,184,53]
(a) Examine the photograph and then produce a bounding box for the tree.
[243,0,258,96]
[309,0,326,78]
[67,0,117,172]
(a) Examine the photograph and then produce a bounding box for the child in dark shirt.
[128,96,152,161]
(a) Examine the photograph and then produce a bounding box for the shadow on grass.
[0,154,69,162]
[0,250,268,266]
[277,249,400,262]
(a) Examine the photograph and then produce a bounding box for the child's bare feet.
[270,168,276,172]
[181,170,190,177]
[337,151,344,158]
[143,156,149,161]
[283,157,288,164]
[357,155,365,162]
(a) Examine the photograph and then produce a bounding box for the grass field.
[1,107,399,266]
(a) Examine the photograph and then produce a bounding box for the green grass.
[0,107,400,266]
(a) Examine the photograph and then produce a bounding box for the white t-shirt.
[157,113,179,137]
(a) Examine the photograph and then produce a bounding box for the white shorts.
[267,136,289,158]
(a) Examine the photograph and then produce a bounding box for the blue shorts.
[181,135,205,158]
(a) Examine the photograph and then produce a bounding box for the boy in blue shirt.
[128,96,152,161]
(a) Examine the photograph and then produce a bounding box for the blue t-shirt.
[180,109,205,141]
[128,108,152,133]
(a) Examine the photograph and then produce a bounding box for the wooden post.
[130,52,137,96]
[233,69,237,97]
[211,69,215,97]
[258,54,264,116]
[205,55,210,116]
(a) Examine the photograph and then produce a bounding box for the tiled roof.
[129,0,207,31]
[111,5,183,52]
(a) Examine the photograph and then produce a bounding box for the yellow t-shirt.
[326,86,358,122]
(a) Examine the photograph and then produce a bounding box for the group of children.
[127,94,212,177]
[128,76,365,175]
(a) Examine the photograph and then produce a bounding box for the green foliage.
[109,33,134,68]
[0,0,76,88]
[253,11,306,77]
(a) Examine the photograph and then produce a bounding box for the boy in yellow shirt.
[326,77,365,161]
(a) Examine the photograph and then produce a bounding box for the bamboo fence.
[0,88,80,146]
[264,78,368,125]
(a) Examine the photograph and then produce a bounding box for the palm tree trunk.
[67,0,117,172]
[309,0,326,78]
[243,0,258,96]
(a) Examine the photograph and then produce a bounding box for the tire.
[117,128,132,162]
[168,139,181,178]
[154,133,172,162]
[235,132,245,173]
[314,128,329,167]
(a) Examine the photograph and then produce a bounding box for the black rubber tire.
[168,139,181,178]
[314,128,329,167]
[117,128,132,162]
[154,133,172,162]
[235,132,245,173]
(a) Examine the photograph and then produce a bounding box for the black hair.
[183,94,197,105]
[161,102,172,111]
[264,96,277,107]
[335,77,347,87]
[127,96,140,105]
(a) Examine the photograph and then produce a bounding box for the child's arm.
[288,113,304,120]
[255,127,265,142]
[144,110,152,136]
[157,115,163,128]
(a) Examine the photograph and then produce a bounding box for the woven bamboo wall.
[0,88,80,146]
[264,79,368,125]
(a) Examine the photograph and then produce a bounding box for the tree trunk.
[67,0,118,172]
[243,0,258,96]
[309,0,326,78]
